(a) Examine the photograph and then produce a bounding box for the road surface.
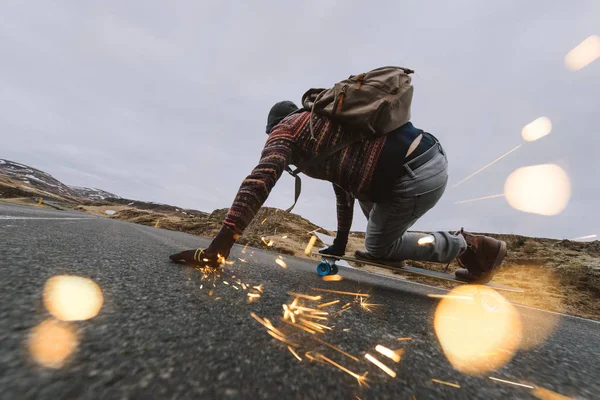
[1,202,598,399]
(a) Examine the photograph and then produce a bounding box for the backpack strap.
[284,133,363,213]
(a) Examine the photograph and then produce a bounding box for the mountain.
[0,159,119,202]
[0,158,205,216]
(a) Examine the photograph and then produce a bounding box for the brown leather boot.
[454,228,507,284]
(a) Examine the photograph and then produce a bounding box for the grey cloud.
[1,0,599,239]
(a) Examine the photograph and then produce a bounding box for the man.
[170,101,507,283]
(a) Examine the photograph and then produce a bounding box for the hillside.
[1,158,598,320]
[0,159,207,216]
[0,159,119,202]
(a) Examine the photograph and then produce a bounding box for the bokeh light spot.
[504,164,571,216]
[565,35,600,71]
[43,275,104,321]
[521,117,552,142]
[28,319,79,369]
[434,285,522,375]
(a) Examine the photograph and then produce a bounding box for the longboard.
[312,252,524,293]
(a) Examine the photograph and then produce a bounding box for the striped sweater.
[223,111,386,235]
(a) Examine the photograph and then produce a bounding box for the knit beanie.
[266,101,300,134]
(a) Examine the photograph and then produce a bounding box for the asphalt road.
[1,202,598,399]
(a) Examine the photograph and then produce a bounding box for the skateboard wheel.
[330,264,339,275]
[316,262,331,276]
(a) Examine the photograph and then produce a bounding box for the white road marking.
[0,216,94,220]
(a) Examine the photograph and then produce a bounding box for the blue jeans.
[359,143,466,263]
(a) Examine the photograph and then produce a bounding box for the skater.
[170,100,507,284]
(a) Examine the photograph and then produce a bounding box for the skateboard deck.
[313,252,524,293]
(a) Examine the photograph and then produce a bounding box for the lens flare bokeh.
[28,319,79,369]
[43,275,104,321]
[521,117,552,142]
[434,285,522,375]
[504,164,571,216]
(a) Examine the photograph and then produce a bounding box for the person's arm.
[170,125,294,266]
[319,183,354,256]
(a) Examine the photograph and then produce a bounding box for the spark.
[312,337,359,361]
[343,328,351,332]
[247,293,261,302]
[397,337,412,341]
[200,285,203,289]
[357,296,381,313]
[427,294,473,300]
[208,289,214,296]
[418,235,435,245]
[282,304,295,323]
[322,275,343,281]
[288,293,322,301]
[375,345,404,363]
[267,330,299,348]
[223,281,229,285]
[293,306,329,315]
[342,302,352,309]
[276,258,287,268]
[238,258,247,263]
[250,312,285,337]
[316,353,368,386]
[452,144,522,188]
[305,352,327,364]
[365,354,396,378]
[571,234,597,241]
[303,314,328,321]
[305,235,318,255]
[454,194,505,205]
[241,283,247,290]
[252,285,263,293]
[281,235,288,239]
[299,318,328,333]
[281,318,316,334]
[489,377,534,389]
[241,244,248,254]
[261,237,274,247]
[565,34,600,71]
[261,218,268,225]
[232,286,239,290]
[431,379,461,389]
[317,299,340,308]
[287,346,302,361]
[311,288,369,297]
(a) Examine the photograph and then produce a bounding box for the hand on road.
[169,226,238,268]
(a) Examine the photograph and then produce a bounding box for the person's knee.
[365,238,392,258]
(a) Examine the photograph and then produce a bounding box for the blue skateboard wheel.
[316,262,331,276]
[330,263,339,275]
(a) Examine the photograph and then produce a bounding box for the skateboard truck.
[316,258,339,277]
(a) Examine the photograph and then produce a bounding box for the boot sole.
[477,240,508,284]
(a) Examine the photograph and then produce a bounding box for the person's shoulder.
[271,111,310,137]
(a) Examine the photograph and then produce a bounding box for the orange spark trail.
[287,346,302,361]
[365,353,396,378]
[312,337,359,361]
[489,377,534,389]
[317,299,340,308]
[431,379,461,389]
[452,144,522,188]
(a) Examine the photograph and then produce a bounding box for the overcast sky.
[1,1,598,239]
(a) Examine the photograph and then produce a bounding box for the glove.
[169,226,238,267]
[318,231,349,257]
